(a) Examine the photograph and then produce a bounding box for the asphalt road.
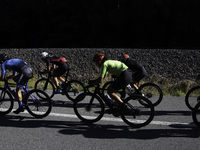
[0,94,200,150]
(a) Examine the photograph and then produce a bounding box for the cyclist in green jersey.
[88,53,132,105]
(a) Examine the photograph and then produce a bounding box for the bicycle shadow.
[154,110,192,116]
[0,115,200,139]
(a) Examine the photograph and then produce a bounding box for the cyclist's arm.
[88,77,103,87]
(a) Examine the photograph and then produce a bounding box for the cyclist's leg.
[131,67,147,93]
[108,70,132,103]
[53,63,69,89]
[13,67,33,114]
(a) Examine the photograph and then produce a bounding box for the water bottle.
[105,94,113,104]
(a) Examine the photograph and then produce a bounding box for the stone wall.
[0,48,199,83]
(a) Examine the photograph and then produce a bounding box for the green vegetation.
[145,74,199,97]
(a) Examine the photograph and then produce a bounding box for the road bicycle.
[35,69,86,101]
[192,102,200,127]
[73,83,154,128]
[102,76,163,107]
[185,86,200,110]
[0,79,52,118]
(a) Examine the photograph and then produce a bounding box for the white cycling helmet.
[39,52,48,59]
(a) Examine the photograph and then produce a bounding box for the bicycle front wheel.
[35,78,55,99]
[138,83,163,106]
[73,93,104,123]
[24,89,52,118]
[121,95,154,128]
[0,88,14,115]
[185,86,200,110]
[192,102,200,127]
[64,80,86,101]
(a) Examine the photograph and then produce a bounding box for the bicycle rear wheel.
[73,93,104,123]
[185,86,200,110]
[0,88,14,115]
[121,95,154,128]
[192,102,200,127]
[138,83,163,106]
[24,89,52,118]
[35,78,55,99]
[64,80,86,101]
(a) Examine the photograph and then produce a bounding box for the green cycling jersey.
[100,60,128,77]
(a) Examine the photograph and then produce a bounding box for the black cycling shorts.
[54,62,69,75]
[15,65,33,87]
[111,69,132,91]
[132,67,147,82]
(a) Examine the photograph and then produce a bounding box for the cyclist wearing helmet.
[120,54,147,93]
[88,53,132,107]
[39,52,69,94]
[0,53,33,114]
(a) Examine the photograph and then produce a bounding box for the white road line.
[48,112,197,127]
[17,110,197,127]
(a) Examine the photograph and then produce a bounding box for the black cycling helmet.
[0,53,10,62]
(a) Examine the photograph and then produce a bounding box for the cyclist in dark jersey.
[120,54,147,93]
[0,53,33,114]
[87,53,132,109]
[39,52,69,94]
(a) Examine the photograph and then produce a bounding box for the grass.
[144,74,199,97]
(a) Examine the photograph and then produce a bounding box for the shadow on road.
[0,115,199,139]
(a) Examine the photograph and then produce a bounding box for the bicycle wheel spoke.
[0,88,13,114]
[121,96,154,128]
[65,80,85,101]
[74,93,104,123]
[26,89,52,118]
[192,103,200,127]
[139,83,163,106]
[185,86,200,110]
[35,79,55,99]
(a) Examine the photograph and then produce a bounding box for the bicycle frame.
[1,80,41,106]
[39,69,71,84]
[87,84,113,109]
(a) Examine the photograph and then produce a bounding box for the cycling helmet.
[39,52,49,59]
[93,53,105,62]
[0,53,10,62]
[120,54,129,62]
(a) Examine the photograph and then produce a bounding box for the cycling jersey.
[44,55,67,68]
[1,59,29,76]
[124,59,146,82]
[1,59,33,88]
[100,60,128,77]
[124,59,143,72]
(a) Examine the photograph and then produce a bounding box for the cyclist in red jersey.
[39,52,69,94]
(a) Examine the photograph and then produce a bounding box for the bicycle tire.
[24,89,52,118]
[0,87,14,115]
[138,83,163,106]
[121,95,154,128]
[34,78,55,99]
[73,92,105,123]
[185,86,200,110]
[192,102,200,127]
[64,80,86,101]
